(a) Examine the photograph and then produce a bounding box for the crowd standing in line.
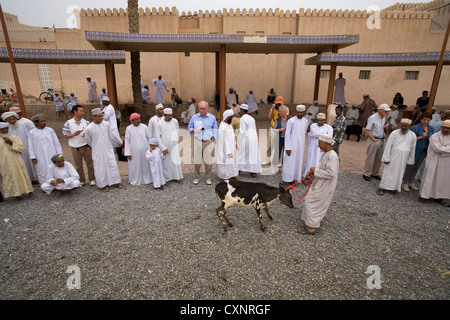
[1,84,449,233]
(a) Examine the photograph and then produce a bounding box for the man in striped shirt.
[332,105,347,156]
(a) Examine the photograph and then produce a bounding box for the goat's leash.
[284,174,312,202]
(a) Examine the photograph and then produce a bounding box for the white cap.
[318,134,333,144]
[155,103,164,110]
[102,96,110,102]
[313,100,318,104]
[149,138,158,145]
[441,120,450,128]
[296,105,306,112]
[400,118,412,124]
[0,122,9,129]
[223,109,234,119]
[316,113,326,120]
[91,108,103,116]
[240,104,249,111]
[31,114,45,122]
[378,104,391,112]
[163,108,173,115]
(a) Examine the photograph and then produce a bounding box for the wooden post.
[215,52,220,97]
[326,45,338,108]
[0,4,26,117]
[428,20,450,111]
[103,43,118,109]
[313,63,321,102]
[219,44,226,122]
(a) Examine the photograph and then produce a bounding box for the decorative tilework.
[85,30,360,45]
[0,47,126,63]
[308,52,450,64]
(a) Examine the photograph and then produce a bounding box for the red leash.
[284,174,313,202]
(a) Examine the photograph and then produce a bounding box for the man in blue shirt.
[188,100,218,185]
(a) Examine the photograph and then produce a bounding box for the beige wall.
[0,3,449,108]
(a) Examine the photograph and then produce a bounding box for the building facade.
[0,0,449,107]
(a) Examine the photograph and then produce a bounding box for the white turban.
[163,108,173,115]
[400,118,412,125]
[318,133,333,144]
[1,112,18,121]
[102,96,110,102]
[296,105,306,112]
[0,122,9,129]
[155,103,164,110]
[223,109,234,119]
[316,113,326,120]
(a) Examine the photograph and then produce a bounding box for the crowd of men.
[1,90,449,234]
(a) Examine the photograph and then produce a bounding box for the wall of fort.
[0,1,449,109]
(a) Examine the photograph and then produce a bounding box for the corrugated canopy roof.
[85,31,359,54]
[305,52,450,66]
[0,47,126,64]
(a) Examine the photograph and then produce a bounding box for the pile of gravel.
[0,172,448,300]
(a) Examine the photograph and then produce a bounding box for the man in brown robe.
[359,94,377,128]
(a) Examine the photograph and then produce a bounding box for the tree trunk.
[128,0,144,118]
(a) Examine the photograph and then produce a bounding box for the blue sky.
[2,0,429,28]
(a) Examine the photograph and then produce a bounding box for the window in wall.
[236,31,246,34]
[37,64,53,92]
[255,31,265,35]
[404,71,419,80]
[185,52,190,57]
[320,70,330,79]
[359,70,371,79]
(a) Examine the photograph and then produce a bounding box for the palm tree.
[128,0,143,116]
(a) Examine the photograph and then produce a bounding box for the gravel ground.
[0,170,448,300]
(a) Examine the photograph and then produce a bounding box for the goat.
[215,180,294,232]
[345,124,362,142]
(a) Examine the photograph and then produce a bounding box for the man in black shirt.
[413,90,429,124]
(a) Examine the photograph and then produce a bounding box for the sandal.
[298,228,316,235]
[438,199,450,207]
[376,189,384,196]
[114,184,125,189]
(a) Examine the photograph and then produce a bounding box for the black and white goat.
[215,180,294,232]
